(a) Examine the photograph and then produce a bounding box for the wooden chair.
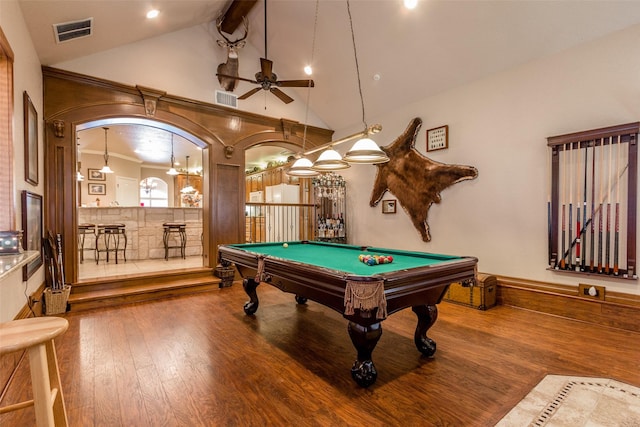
[0,317,69,426]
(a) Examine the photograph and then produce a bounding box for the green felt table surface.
[227,241,462,276]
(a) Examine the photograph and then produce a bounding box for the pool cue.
[56,233,65,290]
[598,137,606,273]
[568,144,574,269]
[560,145,567,269]
[589,139,598,272]
[555,161,628,269]
[614,135,621,275]
[575,142,582,271]
[581,144,588,272]
[605,137,613,275]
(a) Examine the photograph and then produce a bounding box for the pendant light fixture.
[309,0,388,170]
[287,0,320,177]
[166,134,179,176]
[341,0,389,165]
[180,155,195,194]
[140,177,157,195]
[99,127,114,174]
[312,146,350,171]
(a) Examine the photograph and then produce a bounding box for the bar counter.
[78,207,203,260]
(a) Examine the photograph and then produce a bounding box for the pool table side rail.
[218,244,478,319]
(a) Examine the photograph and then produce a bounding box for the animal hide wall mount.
[370,118,478,242]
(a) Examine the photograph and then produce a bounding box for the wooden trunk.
[443,273,497,310]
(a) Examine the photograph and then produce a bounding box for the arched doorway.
[42,67,333,287]
[75,119,207,281]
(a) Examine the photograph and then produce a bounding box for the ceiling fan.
[216,0,314,104]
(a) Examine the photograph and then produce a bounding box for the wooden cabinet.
[245,164,301,201]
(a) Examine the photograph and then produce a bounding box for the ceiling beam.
[220,0,258,34]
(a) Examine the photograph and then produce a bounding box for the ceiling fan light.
[312,148,350,171]
[287,157,320,176]
[343,137,390,164]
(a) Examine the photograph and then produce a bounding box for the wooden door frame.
[42,67,333,284]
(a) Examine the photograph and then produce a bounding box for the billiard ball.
[283,243,288,248]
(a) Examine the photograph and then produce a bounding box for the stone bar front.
[78,207,203,260]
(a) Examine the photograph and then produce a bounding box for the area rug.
[495,375,640,426]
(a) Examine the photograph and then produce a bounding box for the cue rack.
[548,122,638,279]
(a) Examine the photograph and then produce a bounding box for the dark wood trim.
[495,274,640,332]
[219,0,258,34]
[547,122,640,147]
[627,133,637,276]
[546,122,639,277]
[42,66,333,286]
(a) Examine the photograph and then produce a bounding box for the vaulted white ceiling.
[19,0,640,168]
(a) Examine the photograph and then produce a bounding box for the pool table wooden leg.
[412,305,438,357]
[242,278,260,315]
[347,321,382,387]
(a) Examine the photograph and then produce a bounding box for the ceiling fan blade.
[216,73,258,84]
[238,87,262,100]
[270,88,294,104]
[260,58,274,80]
[277,79,315,88]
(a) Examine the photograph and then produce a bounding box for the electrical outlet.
[578,284,605,301]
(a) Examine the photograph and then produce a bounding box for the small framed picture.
[427,125,448,152]
[21,191,43,280]
[88,183,106,195]
[24,91,38,185]
[382,199,397,214]
[88,168,106,181]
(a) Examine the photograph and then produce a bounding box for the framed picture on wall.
[88,168,106,181]
[23,91,38,185]
[21,191,43,280]
[426,125,448,152]
[382,199,397,214]
[88,183,106,195]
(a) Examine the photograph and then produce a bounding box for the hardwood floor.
[1,282,639,426]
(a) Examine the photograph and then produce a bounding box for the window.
[0,27,15,229]
[139,177,168,207]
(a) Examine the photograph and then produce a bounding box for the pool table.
[218,240,477,387]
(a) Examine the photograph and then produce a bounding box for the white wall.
[0,0,45,321]
[338,23,640,296]
[53,24,328,129]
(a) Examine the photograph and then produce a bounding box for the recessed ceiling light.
[404,0,418,10]
[146,9,160,19]
[304,65,313,76]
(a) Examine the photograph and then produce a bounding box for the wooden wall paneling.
[44,120,77,280]
[42,66,333,285]
[496,274,640,332]
[213,164,242,259]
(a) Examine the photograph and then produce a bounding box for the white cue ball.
[283,243,288,248]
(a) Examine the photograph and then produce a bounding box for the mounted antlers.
[216,16,249,92]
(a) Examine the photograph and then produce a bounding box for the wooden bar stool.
[0,317,69,426]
